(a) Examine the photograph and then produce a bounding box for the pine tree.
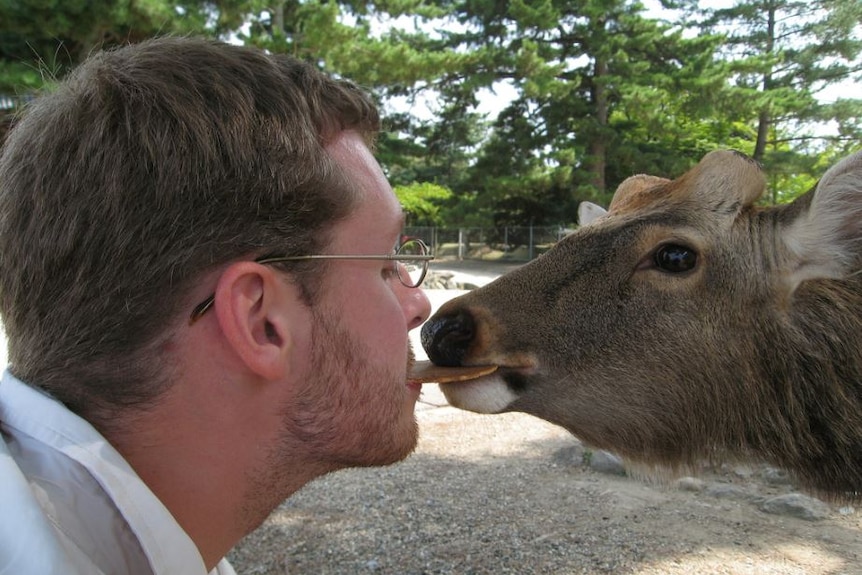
[428,0,725,211]
[701,0,862,163]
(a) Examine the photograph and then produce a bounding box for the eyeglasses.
[189,238,434,324]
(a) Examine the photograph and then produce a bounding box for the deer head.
[421,149,862,499]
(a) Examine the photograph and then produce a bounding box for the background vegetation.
[1,0,860,228]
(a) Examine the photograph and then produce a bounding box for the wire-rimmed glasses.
[189,238,434,324]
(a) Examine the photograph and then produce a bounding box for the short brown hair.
[0,36,380,416]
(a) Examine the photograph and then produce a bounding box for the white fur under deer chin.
[439,375,517,413]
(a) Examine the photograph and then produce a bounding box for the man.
[0,36,432,574]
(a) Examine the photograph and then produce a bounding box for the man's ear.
[212,262,293,380]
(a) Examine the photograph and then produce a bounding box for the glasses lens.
[398,239,428,288]
[398,239,427,257]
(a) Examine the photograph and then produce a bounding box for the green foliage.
[422,0,738,214]
[701,0,862,160]
[1,0,858,224]
[394,182,452,226]
[0,1,257,92]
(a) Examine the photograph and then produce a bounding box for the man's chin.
[367,418,419,467]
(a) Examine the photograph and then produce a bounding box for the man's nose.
[402,285,432,331]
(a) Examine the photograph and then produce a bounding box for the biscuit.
[408,360,498,384]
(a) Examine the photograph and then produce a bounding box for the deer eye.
[654,244,697,273]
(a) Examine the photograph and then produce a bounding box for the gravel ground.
[227,261,862,575]
[228,407,862,575]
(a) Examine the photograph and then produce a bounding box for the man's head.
[0,37,379,420]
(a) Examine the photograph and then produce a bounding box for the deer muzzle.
[420,308,476,367]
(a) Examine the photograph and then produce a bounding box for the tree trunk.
[275,4,284,34]
[753,5,777,163]
[589,25,609,194]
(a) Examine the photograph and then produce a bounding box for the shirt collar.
[0,371,210,574]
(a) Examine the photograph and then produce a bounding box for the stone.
[676,477,707,492]
[589,450,626,476]
[759,493,831,521]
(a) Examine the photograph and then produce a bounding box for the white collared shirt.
[0,371,236,575]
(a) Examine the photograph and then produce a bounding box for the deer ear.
[578,201,607,226]
[685,150,765,210]
[782,150,862,290]
[608,175,671,214]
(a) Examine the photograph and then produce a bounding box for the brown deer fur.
[421,149,862,500]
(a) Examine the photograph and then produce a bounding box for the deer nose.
[421,309,476,367]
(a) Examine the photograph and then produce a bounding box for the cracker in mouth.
[408,360,498,384]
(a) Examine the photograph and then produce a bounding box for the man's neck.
[104,379,327,570]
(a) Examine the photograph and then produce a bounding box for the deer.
[421,149,862,501]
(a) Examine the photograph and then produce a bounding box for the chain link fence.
[403,226,574,262]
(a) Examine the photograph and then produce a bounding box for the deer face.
[421,149,862,466]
